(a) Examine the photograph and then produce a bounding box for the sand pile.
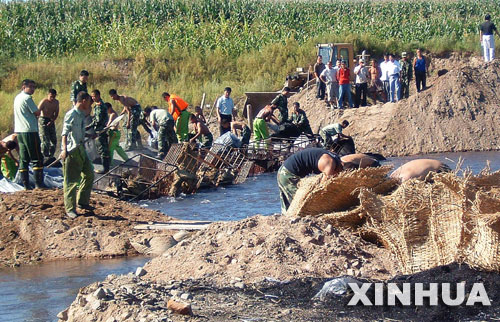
[143,215,398,286]
[290,58,500,156]
[0,190,173,266]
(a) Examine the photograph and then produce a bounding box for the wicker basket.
[287,166,396,217]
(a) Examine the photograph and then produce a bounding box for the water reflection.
[0,257,149,322]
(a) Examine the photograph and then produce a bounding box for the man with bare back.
[189,114,213,148]
[253,105,279,145]
[37,89,59,161]
[109,89,142,151]
[369,59,384,103]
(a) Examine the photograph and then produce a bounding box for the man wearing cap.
[480,14,500,62]
[354,59,369,108]
[400,52,413,99]
[277,147,344,214]
[216,87,236,136]
[271,87,290,124]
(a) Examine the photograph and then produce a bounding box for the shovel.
[47,114,125,168]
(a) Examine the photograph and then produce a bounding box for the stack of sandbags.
[286,166,397,228]
[360,170,500,274]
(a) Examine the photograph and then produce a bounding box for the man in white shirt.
[354,59,369,108]
[387,54,401,103]
[215,87,235,136]
[320,61,338,108]
[379,54,390,103]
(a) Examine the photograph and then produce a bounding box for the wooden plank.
[134,224,209,231]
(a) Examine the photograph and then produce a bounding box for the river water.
[0,151,498,321]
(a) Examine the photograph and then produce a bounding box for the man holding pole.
[60,92,95,219]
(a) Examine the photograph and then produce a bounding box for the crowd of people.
[0,72,258,218]
[313,48,429,108]
[4,14,497,218]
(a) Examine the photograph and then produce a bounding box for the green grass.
[0,0,497,136]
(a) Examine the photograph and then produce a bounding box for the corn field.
[0,0,498,59]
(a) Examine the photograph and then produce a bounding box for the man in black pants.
[354,59,369,108]
[13,79,45,189]
[314,55,326,100]
[277,148,344,214]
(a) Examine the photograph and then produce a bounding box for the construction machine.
[243,43,356,128]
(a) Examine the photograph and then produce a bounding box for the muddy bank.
[291,55,500,156]
[0,190,176,267]
[61,263,500,322]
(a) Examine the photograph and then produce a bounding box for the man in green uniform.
[278,148,344,214]
[60,92,95,219]
[400,52,413,99]
[37,89,59,163]
[106,103,129,164]
[70,70,89,105]
[144,107,178,159]
[271,87,290,125]
[290,102,313,136]
[88,90,110,174]
[14,79,44,189]
[319,120,349,149]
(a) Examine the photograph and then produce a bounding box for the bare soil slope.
[144,215,398,286]
[290,56,500,156]
[0,190,173,267]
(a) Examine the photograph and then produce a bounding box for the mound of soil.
[143,215,398,286]
[0,190,173,267]
[290,57,500,156]
[62,262,500,322]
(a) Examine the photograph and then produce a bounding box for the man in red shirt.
[336,61,353,109]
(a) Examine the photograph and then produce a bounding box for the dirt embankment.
[290,55,500,156]
[0,190,175,267]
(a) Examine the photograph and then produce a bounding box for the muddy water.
[0,257,150,322]
[0,151,498,321]
[141,150,500,221]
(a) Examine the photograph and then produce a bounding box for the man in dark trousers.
[271,87,290,124]
[314,55,326,100]
[13,79,45,189]
[88,89,110,174]
[277,148,344,214]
